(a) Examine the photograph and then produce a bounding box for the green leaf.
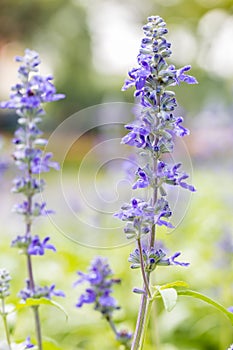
[159,280,189,290]
[16,298,68,320]
[177,289,233,324]
[158,287,177,312]
[43,339,64,350]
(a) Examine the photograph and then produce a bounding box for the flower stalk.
[115,15,197,348]
[0,269,12,350]
[0,49,65,350]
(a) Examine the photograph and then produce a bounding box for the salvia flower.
[129,247,189,272]
[27,236,56,255]
[132,166,151,189]
[1,49,65,114]
[114,198,156,239]
[157,161,195,192]
[12,235,56,256]
[74,257,121,317]
[19,280,65,301]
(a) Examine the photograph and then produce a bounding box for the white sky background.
[86,2,142,75]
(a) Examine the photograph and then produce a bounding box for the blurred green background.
[0,0,233,349]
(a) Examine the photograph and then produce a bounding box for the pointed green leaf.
[43,340,64,350]
[177,289,233,324]
[158,287,177,312]
[160,280,189,290]
[16,298,68,320]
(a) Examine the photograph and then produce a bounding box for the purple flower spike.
[76,289,96,307]
[117,15,195,290]
[0,48,65,338]
[75,257,121,317]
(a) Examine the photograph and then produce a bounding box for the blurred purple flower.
[75,257,120,317]
[11,235,56,256]
[24,337,35,349]
[0,49,64,114]
[19,280,65,301]
[27,236,56,255]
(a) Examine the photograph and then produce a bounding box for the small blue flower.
[19,280,65,301]
[76,289,96,307]
[157,161,195,192]
[11,235,56,256]
[122,123,151,149]
[24,336,35,349]
[13,201,54,217]
[27,236,56,255]
[114,198,154,223]
[132,168,150,189]
[129,246,189,272]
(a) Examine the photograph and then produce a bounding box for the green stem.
[137,239,151,298]
[106,316,118,336]
[131,293,149,350]
[140,299,153,349]
[1,298,12,350]
[149,157,158,249]
[32,306,43,350]
[26,255,43,350]
[132,162,159,349]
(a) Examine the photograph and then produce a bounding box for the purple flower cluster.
[129,247,189,272]
[115,16,196,249]
[19,280,65,301]
[121,16,197,159]
[74,257,121,317]
[1,49,64,114]
[11,235,56,256]
[115,197,173,240]
[157,161,196,192]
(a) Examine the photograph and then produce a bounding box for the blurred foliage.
[0,166,233,349]
[0,0,233,128]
